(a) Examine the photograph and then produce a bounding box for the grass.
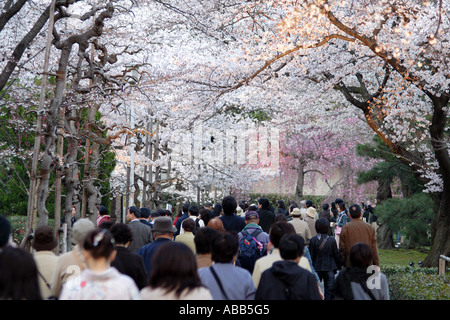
[379,247,429,268]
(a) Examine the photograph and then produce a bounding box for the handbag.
[335,226,342,235]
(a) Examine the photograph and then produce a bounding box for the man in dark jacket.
[256,198,275,233]
[137,217,177,275]
[110,223,147,290]
[219,196,246,233]
[255,234,322,300]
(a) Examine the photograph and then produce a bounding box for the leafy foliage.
[375,193,435,246]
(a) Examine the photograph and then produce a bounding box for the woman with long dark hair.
[0,246,42,300]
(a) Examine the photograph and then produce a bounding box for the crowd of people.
[0,195,389,300]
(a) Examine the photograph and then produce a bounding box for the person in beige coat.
[174,218,196,253]
[50,218,95,298]
[305,207,318,238]
[288,208,312,244]
[32,226,59,299]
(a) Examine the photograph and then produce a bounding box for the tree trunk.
[376,179,395,249]
[294,168,305,204]
[422,96,450,266]
[377,223,394,250]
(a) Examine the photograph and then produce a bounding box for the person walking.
[59,228,140,300]
[126,206,153,253]
[109,222,148,290]
[339,204,379,267]
[138,217,177,275]
[309,218,343,300]
[255,234,322,300]
[334,243,389,300]
[256,198,275,233]
[0,246,42,300]
[175,203,190,236]
[175,218,196,253]
[237,211,270,273]
[32,225,58,299]
[288,207,312,244]
[305,206,318,238]
[335,202,349,247]
[194,227,219,269]
[198,231,256,300]
[219,196,246,233]
[51,218,96,298]
[96,205,111,227]
[252,222,315,289]
[141,242,212,300]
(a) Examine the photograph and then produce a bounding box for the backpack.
[237,229,264,273]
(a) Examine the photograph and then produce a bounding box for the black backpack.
[237,229,263,273]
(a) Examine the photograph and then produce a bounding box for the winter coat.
[339,219,379,267]
[111,246,148,290]
[309,234,343,272]
[255,261,322,300]
[256,208,276,233]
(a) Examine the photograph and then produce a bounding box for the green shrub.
[383,266,449,300]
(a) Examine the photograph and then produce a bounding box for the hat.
[291,208,302,216]
[151,217,177,234]
[245,211,259,220]
[32,226,57,251]
[72,218,95,245]
[306,207,316,218]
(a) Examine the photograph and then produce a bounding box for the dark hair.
[338,203,346,211]
[315,218,329,234]
[305,200,313,208]
[194,227,219,254]
[0,247,42,300]
[151,211,160,218]
[258,198,270,209]
[83,229,115,259]
[279,234,305,260]
[275,213,287,222]
[164,210,173,217]
[198,208,210,226]
[212,204,222,217]
[349,204,362,219]
[210,231,239,263]
[322,203,329,211]
[182,218,196,232]
[140,207,151,219]
[149,242,203,298]
[129,206,141,218]
[277,200,286,210]
[248,204,258,211]
[188,205,199,216]
[182,203,190,214]
[98,205,108,216]
[110,222,133,245]
[349,243,373,268]
[269,222,295,248]
[222,196,237,216]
